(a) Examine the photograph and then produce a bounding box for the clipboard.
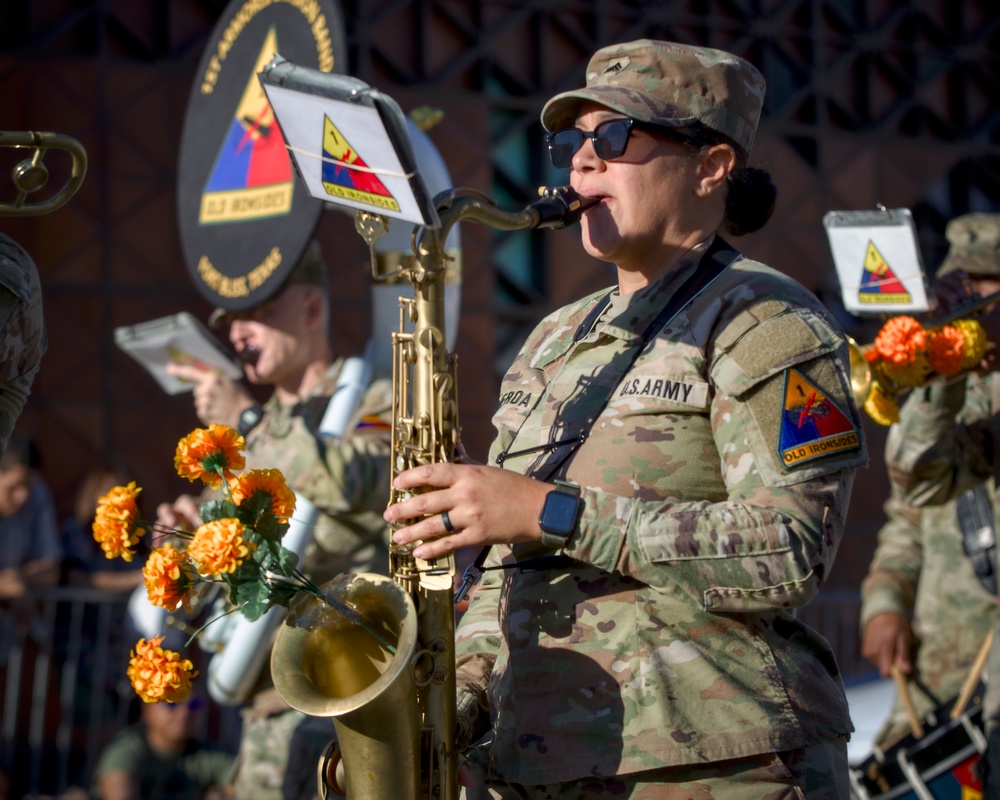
[114,312,244,395]
[823,208,933,316]
[257,55,440,228]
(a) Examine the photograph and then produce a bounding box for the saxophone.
[269,185,597,800]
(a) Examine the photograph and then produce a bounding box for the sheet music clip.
[823,205,932,316]
[259,56,440,229]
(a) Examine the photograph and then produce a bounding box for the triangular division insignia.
[320,116,401,212]
[954,755,983,799]
[858,239,911,304]
[778,369,861,469]
[199,27,294,225]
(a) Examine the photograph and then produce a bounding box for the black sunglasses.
[545,118,697,169]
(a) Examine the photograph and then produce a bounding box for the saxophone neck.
[428,185,597,248]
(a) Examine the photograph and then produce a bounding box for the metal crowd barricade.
[0,587,240,799]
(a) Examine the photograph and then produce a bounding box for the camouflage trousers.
[231,689,335,800]
[459,735,850,800]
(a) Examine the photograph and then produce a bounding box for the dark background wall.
[2,0,999,600]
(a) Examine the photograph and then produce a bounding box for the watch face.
[542,491,580,535]
[239,406,263,434]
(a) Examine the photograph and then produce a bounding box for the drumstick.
[890,664,925,738]
[951,627,993,720]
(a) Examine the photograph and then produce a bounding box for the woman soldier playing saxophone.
[385,39,867,799]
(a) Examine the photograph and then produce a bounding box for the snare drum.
[849,685,986,800]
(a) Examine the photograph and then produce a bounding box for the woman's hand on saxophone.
[383,463,550,560]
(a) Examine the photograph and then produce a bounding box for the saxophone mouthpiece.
[531,186,599,229]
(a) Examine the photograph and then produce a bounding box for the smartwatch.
[237,403,264,436]
[538,480,582,549]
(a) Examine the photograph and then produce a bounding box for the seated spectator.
[0,434,61,601]
[90,694,235,800]
[61,464,143,592]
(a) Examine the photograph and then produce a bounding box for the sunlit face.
[568,103,703,273]
[227,284,318,386]
[0,465,32,517]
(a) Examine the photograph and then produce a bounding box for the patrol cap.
[0,234,46,458]
[541,39,766,154]
[207,241,327,328]
[937,213,1000,277]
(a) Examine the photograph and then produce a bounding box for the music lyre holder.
[258,56,440,232]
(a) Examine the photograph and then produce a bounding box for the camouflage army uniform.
[883,213,1000,792]
[0,234,46,455]
[859,489,995,748]
[885,373,1000,787]
[243,358,393,585]
[231,358,392,800]
[456,239,868,796]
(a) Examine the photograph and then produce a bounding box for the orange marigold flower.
[188,518,254,576]
[873,316,927,367]
[927,325,965,376]
[143,544,197,611]
[92,482,146,562]
[174,424,246,489]
[229,468,297,523]
[127,636,198,704]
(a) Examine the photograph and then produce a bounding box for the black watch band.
[538,480,582,549]
[237,403,264,436]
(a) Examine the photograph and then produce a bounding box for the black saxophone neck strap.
[456,237,742,602]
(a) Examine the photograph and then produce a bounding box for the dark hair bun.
[723,167,777,236]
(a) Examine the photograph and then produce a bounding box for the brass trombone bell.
[847,337,872,407]
[0,131,87,216]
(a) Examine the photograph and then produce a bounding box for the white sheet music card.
[114,312,244,396]
[823,208,931,315]
[262,82,430,227]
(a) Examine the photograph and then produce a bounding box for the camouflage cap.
[208,240,327,328]
[0,234,46,457]
[937,213,1000,277]
[541,39,766,153]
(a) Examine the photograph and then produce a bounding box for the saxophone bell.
[270,572,422,799]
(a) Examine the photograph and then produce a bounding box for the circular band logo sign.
[177,0,346,311]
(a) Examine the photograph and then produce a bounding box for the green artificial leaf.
[253,513,282,542]
[239,595,265,621]
[199,499,237,522]
[267,583,299,608]
[230,560,260,587]
[276,546,299,575]
[236,491,272,527]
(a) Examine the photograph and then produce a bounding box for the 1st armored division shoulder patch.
[778,367,861,469]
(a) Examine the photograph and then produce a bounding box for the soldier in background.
[0,233,46,456]
[157,242,393,800]
[884,212,1000,792]
[860,486,996,748]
